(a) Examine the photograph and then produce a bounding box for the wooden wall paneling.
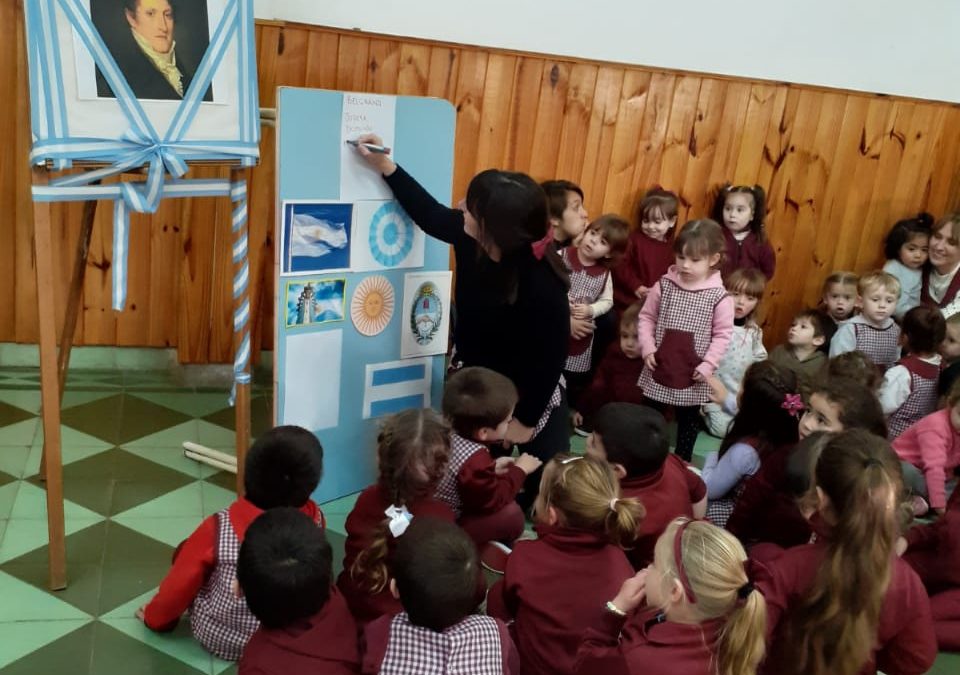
[256,25,282,107]
[577,66,623,219]
[274,24,310,89]
[501,56,544,175]
[734,85,787,187]
[0,0,19,342]
[176,170,218,363]
[79,192,118,346]
[449,51,488,201]
[207,170,236,363]
[527,61,571,182]
[703,81,751,207]
[116,207,153,346]
[658,75,703,214]
[147,199,181,347]
[554,64,598,184]
[425,46,460,101]
[626,73,674,216]
[336,35,370,91]
[366,40,400,94]
[925,108,960,216]
[677,78,727,223]
[474,54,519,172]
[892,104,948,219]
[601,70,653,217]
[304,31,340,89]
[397,43,431,95]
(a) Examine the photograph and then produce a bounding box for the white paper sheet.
[400,271,452,359]
[351,200,425,271]
[363,357,433,419]
[282,330,342,430]
[339,93,396,200]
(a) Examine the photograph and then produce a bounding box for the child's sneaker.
[910,495,930,518]
[480,541,512,575]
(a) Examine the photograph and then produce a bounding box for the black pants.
[646,400,701,463]
[515,389,571,513]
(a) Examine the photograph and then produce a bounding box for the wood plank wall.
[3,10,960,362]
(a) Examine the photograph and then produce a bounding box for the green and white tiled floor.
[0,365,956,674]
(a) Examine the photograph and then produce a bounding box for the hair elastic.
[673,520,698,603]
[609,497,619,512]
[781,393,805,417]
[384,504,413,537]
[737,580,755,600]
[559,455,584,465]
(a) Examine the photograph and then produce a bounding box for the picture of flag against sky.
[282,202,353,273]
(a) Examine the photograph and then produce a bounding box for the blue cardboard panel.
[276,88,455,503]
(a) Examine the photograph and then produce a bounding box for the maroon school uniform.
[575,609,725,675]
[336,485,456,625]
[362,612,520,674]
[576,342,645,420]
[887,356,940,440]
[921,267,960,310]
[612,232,675,312]
[721,229,776,280]
[726,443,812,549]
[238,588,359,675]
[620,456,706,569]
[905,486,960,649]
[487,524,634,675]
[435,434,526,518]
[758,540,937,675]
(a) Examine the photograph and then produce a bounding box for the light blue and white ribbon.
[23,0,259,392]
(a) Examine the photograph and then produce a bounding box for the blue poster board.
[275,88,455,503]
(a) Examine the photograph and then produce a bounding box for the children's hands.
[634,286,649,299]
[353,133,397,176]
[571,316,595,339]
[612,570,648,614]
[643,353,657,370]
[571,410,583,427]
[515,453,544,475]
[570,303,592,320]
[135,605,146,622]
[494,456,516,475]
[692,369,706,383]
[503,419,535,447]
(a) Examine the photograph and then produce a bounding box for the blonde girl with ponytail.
[760,429,937,675]
[487,454,644,675]
[575,517,766,675]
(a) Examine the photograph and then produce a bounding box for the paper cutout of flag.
[363,358,433,419]
[289,213,348,257]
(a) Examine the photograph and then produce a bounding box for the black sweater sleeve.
[383,166,468,246]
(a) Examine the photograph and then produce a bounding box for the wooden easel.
[31,166,252,590]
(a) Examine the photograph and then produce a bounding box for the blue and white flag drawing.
[363,358,433,419]
[289,213,349,257]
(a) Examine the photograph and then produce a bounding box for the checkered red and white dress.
[854,321,901,371]
[562,248,610,373]
[190,509,260,661]
[638,277,728,407]
[887,356,940,439]
[380,613,504,675]
[434,433,487,517]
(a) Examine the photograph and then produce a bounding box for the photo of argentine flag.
[282,202,354,274]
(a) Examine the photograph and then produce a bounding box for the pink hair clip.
[781,393,804,417]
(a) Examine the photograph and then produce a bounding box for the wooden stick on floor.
[32,166,67,590]
[39,194,97,481]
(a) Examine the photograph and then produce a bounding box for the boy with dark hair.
[541,179,588,249]
[435,367,542,569]
[585,403,707,568]
[768,308,835,383]
[139,426,325,660]
[237,508,359,674]
[362,518,520,674]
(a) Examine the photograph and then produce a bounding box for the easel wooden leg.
[39,197,97,481]
[32,167,67,590]
[231,170,251,495]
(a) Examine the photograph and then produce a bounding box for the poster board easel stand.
[30,164,253,590]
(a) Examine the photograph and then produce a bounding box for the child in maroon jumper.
[337,409,455,626]
[902,479,960,650]
[572,303,646,434]
[712,184,775,280]
[586,403,706,568]
[138,426,325,661]
[879,305,945,439]
[575,518,767,675]
[434,367,542,555]
[757,430,936,675]
[612,188,679,311]
[487,455,643,675]
[237,509,359,675]
[362,518,520,674]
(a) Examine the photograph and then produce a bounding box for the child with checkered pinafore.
[562,215,629,407]
[701,361,801,528]
[879,305,945,440]
[830,270,903,371]
[139,427,325,661]
[362,518,519,674]
[637,219,735,462]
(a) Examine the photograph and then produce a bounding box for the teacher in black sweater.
[355,134,571,509]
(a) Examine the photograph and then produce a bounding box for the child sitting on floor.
[587,403,706,568]
[939,313,960,398]
[337,409,455,625]
[237,508,359,675]
[139,426,325,661]
[830,270,902,371]
[768,308,835,385]
[819,271,859,327]
[879,305,945,439]
[362,517,519,674]
[434,367,541,567]
[487,454,642,675]
[575,518,767,675]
